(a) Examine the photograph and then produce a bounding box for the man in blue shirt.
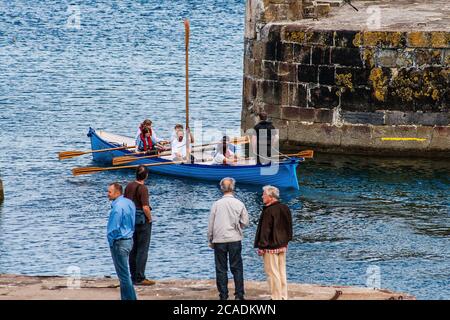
[107,182,137,300]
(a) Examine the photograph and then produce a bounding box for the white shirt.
[213,148,234,165]
[171,136,187,159]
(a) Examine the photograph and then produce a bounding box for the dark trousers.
[129,222,152,283]
[214,241,245,300]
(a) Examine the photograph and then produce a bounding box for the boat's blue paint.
[88,128,301,189]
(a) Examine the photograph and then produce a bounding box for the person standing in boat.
[124,166,156,286]
[208,177,249,300]
[251,112,279,165]
[171,123,194,144]
[254,185,293,300]
[170,129,187,161]
[106,182,137,300]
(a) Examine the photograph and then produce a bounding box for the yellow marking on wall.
[381,137,427,142]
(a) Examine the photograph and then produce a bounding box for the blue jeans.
[110,239,137,300]
[214,241,245,300]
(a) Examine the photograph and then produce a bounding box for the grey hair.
[220,177,236,193]
[263,185,280,199]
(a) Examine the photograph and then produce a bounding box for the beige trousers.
[263,252,288,300]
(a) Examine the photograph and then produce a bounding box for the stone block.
[281,106,314,121]
[385,111,450,126]
[292,44,312,64]
[341,111,385,125]
[298,64,318,83]
[278,62,297,82]
[430,126,450,151]
[309,85,340,109]
[262,60,279,81]
[318,65,335,85]
[373,49,414,68]
[314,108,334,123]
[334,30,359,48]
[311,45,331,65]
[335,66,370,86]
[414,49,443,66]
[331,47,363,67]
[370,125,432,150]
[288,122,341,146]
[340,87,373,112]
[288,83,308,107]
[340,124,372,148]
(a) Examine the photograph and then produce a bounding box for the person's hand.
[208,243,214,249]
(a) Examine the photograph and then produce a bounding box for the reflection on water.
[0,0,449,299]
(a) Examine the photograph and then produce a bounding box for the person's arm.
[251,135,257,154]
[287,207,293,242]
[207,204,216,246]
[139,186,152,223]
[258,211,273,249]
[143,205,152,223]
[107,207,123,245]
[240,204,250,229]
[135,137,140,152]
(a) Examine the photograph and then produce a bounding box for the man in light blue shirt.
[107,182,137,300]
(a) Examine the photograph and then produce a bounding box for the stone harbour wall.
[241,0,450,157]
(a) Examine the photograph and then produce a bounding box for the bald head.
[219,177,235,194]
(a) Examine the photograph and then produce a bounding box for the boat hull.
[87,128,300,189]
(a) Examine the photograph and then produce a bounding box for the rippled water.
[0,1,449,300]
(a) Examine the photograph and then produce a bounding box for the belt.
[115,238,132,241]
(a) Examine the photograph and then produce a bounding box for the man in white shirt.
[171,130,187,160]
[208,177,250,300]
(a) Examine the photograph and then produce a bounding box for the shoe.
[235,296,245,300]
[135,279,156,286]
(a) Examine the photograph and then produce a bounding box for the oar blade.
[112,156,139,166]
[58,151,85,160]
[72,167,105,176]
[298,150,314,158]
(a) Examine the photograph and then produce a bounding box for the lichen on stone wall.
[336,73,353,93]
[369,68,389,102]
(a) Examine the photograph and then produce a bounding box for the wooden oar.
[268,150,314,159]
[59,145,135,160]
[112,136,250,166]
[72,160,184,176]
[113,152,171,166]
[284,150,314,159]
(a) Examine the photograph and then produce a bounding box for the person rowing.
[136,127,157,154]
[135,119,169,151]
[212,136,239,165]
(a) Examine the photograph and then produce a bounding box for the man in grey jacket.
[208,177,250,300]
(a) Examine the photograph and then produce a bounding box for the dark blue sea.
[0,0,449,299]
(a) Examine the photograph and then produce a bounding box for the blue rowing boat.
[87,128,302,189]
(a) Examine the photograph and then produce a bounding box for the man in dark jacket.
[251,112,279,165]
[254,185,293,300]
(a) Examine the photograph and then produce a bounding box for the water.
[0,0,449,300]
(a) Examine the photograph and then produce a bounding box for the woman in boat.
[136,127,157,154]
[213,136,238,165]
[135,119,169,151]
